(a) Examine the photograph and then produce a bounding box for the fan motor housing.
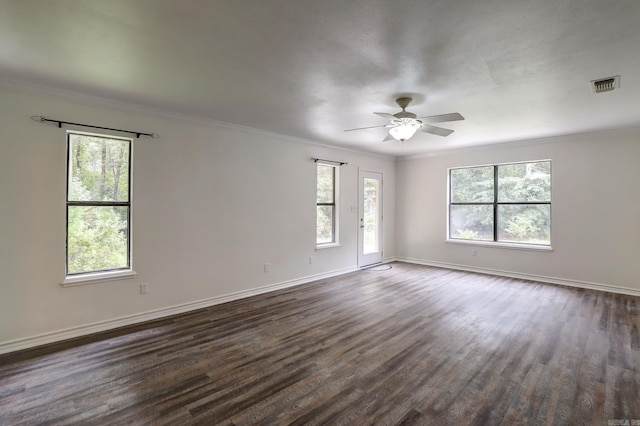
[394,97,417,119]
[394,111,417,119]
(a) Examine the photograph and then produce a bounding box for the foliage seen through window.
[449,161,551,245]
[67,133,131,275]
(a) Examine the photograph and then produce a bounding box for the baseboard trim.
[0,266,358,355]
[7,259,636,355]
[394,257,640,297]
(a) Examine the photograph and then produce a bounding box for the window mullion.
[496,201,551,205]
[68,201,129,207]
[450,202,494,206]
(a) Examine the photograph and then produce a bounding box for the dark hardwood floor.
[1,262,639,425]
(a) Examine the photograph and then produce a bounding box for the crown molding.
[397,125,640,161]
[0,77,394,161]
[4,76,638,163]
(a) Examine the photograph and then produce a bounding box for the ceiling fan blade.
[420,124,454,137]
[374,112,396,120]
[418,113,464,124]
[344,124,389,132]
[383,133,395,142]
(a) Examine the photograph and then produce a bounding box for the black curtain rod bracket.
[312,158,348,166]
[31,116,156,139]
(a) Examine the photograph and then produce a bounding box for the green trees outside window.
[66,133,131,275]
[449,161,551,245]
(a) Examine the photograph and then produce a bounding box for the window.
[449,160,551,246]
[66,132,132,276]
[316,163,338,246]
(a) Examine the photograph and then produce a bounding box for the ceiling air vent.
[590,76,619,93]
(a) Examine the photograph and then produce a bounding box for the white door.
[358,170,383,267]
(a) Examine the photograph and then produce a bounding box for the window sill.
[446,239,553,252]
[61,270,138,287]
[316,243,341,250]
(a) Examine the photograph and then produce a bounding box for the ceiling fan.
[345,97,464,142]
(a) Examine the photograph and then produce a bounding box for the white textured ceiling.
[1,0,639,156]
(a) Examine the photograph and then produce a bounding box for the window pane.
[67,205,129,274]
[449,205,494,241]
[498,204,550,245]
[68,134,130,202]
[317,165,334,203]
[450,166,494,203]
[317,205,334,244]
[498,161,550,202]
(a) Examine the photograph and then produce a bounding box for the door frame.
[358,169,383,268]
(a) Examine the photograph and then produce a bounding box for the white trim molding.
[0,77,392,161]
[445,239,553,252]
[62,270,138,287]
[398,125,640,160]
[0,266,357,355]
[8,258,636,355]
[394,256,640,298]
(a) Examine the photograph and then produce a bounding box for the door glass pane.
[449,205,494,241]
[498,204,550,245]
[363,178,379,255]
[67,205,129,274]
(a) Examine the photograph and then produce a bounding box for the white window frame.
[316,162,340,249]
[62,131,136,286]
[447,160,552,250]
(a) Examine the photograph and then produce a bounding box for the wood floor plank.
[1,262,639,425]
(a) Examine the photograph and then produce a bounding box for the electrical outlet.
[140,283,149,294]
[471,249,477,256]
[264,263,271,272]
[309,256,314,264]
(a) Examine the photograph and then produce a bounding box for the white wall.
[0,86,396,349]
[4,81,638,352]
[396,129,640,293]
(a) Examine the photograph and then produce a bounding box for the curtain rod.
[31,116,156,139]
[312,158,348,166]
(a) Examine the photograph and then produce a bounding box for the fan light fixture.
[343,96,464,142]
[389,118,421,142]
